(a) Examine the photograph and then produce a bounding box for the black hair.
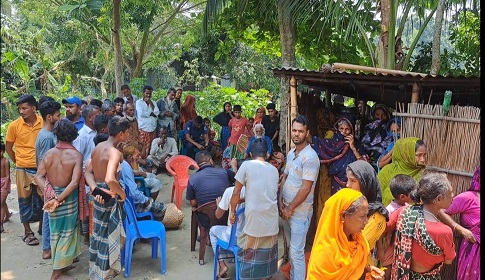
[194,116,203,124]
[113,97,124,104]
[390,174,417,199]
[233,105,242,112]
[0,141,5,152]
[108,115,130,136]
[167,88,176,94]
[53,119,78,142]
[249,138,268,158]
[94,114,110,132]
[16,94,38,108]
[416,139,426,150]
[248,117,254,122]
[266,103,275,110]
[194,150,212,165]
[39,101,62,120]
[143,85,153,92]
[222,102,231,112]
[89,98,103,109]
[411,172,451,204]
[38,95,56,107]
[291,115,310,127]
[203,117,210,123]
[121,84,130,91]
[94,133,109,146]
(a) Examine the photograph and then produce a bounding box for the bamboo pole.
[288,76,298,151]
[393,112,480,123]
[411,83,420,103]
[332,62,429,77]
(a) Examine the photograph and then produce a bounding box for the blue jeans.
[281,211,312,280]
[42,211,50,250]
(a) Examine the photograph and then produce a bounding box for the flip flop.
[217,272,230,280]
[22,232,40,246]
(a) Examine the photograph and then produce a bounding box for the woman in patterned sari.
[438,165,480,280]
[387,172,456,280]
[311,117,368,196]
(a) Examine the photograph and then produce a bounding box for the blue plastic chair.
[124,183,154,221]
[123,199,166,277]
[134,176,151,197]
[213,207,245,280]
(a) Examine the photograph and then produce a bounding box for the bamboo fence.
[394,102,480,280]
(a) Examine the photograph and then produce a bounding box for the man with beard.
[156,88,179,138]
[6,94,43,246]
[62,96,84,131]
[279,115,320,280]
[244,123,272,160]
[35,100,62,259]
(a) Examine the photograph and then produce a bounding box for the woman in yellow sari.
[307,188,384,280]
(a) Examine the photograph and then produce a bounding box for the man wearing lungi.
[5,94,43,246]
[35,119,82,280]
[84,116,129,279]
[230,139,280,280]
[279,115,320,280]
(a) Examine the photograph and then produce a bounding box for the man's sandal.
[22,232,40,246]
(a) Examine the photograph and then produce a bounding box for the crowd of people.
[0,88,480,280]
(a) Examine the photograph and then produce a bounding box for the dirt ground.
[1,172,287,280]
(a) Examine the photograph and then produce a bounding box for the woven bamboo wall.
[395,102,480,280]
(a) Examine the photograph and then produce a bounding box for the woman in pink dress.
[439,165,480,280]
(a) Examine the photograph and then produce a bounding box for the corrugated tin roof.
[271,67,480,107]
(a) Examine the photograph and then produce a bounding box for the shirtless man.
[35,119,82,280]
[84,115,129,280]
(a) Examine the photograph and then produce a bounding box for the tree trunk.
[376,0,390,68]
[277,0,296,151]
[131,7,156,78]
[113,0,123,96]
[430,0,446,75]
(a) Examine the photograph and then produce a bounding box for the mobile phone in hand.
[91,187,114,202]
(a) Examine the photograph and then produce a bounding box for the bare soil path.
[1,172,287,280]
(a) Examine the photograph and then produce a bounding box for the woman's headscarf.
[213,102,232,127]
[180,94,197,127]
[371,103,391,121]
[468,165,480,192]
[378,137,425,205]
[254,107,266,125]
[347,161,389,220]
[307,188,369,280]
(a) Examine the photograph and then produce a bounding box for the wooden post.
[288,76,298,151]
[411,82,420,103]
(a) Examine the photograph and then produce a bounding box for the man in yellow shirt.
[5,94,43,246]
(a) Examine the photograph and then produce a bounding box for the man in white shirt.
[72,104,100,244]
[146,126,178,174]
[136,85,159,157]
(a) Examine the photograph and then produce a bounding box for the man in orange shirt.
[5,94,44,246]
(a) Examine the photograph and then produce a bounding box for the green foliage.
[182,83,273,136]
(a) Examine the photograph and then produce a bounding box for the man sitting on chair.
[184,116,210,160]
[146,126,178,174]
[209,158,246,280]
[120,144,166,221]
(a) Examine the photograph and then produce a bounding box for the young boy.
[380,174,416,280]
[1,141,11,233]
[84,116,129,279]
